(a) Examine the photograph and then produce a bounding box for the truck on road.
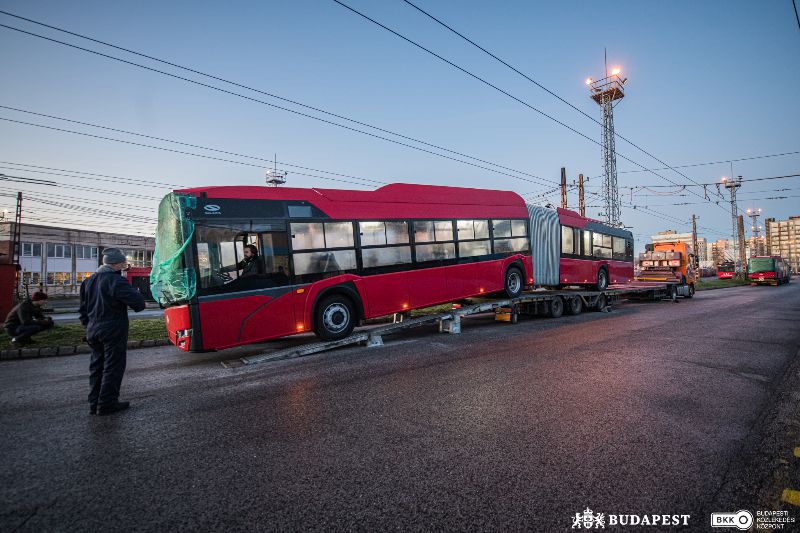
[636,240,696,298]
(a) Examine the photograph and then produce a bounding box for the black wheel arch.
[311,282,365,332]
[505,259,526,280]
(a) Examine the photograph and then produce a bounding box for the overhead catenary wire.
[0,105,388,186]
[0,117,380,189]
[0,15,555,187]
[330,0,738,216]
[398,0,798,216]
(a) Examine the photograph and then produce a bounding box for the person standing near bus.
[79,248,146,416]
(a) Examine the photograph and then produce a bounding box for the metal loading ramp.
[221,290,622,368]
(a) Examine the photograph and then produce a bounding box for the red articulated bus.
[717,261,735,279]
[152,184,533,352]
[528,206,634,290]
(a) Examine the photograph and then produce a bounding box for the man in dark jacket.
[4,291,54,345]
[80,248,146,416]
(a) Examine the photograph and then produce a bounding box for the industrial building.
[0,222,154,297]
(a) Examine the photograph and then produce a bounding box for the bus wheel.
[594,293,607,311]
[549,296,564,318]
[565,296,582,315]
[685,284,695,298]
[504,266,524,298]
[314,295,356,341]
[595,268,609,291]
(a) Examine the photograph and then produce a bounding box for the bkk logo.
[710,510,753,530]
[571,508,691,529]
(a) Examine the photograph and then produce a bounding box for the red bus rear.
[717,261,735,279]
[151,184,533,351]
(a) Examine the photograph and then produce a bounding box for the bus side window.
[561,225,574,255]
[260,232,291,286]
[582,230,592,257]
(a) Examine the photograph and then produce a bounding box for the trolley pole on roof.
[586,55,627,227]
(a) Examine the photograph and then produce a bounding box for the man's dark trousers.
[87,325,129,411]
[5,324,44,342]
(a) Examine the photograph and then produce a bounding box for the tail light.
[175,328,192,349]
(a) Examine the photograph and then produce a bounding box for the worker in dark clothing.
[4,291,54,345]
[221,244,264,278]
[80,248,146,416]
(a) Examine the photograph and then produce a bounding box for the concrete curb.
[0,338,172,361]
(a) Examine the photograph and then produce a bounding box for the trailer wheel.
[595,268,609,291]
[549,296,564,318]
[504,266,524,298]
[565,296,582,315]
[594,293,607,311]
[314,294,356,341]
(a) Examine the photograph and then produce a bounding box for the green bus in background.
[747,256,791,286]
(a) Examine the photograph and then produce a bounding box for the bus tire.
[565,296,582,315]
[594,293,607,311]
[549,296,564,318]
[314,294,356,341]
[595,268,609,291]
[504,266,524,298]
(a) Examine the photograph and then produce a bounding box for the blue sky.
[0,0,798,244]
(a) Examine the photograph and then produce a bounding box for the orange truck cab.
[637,241,697,294]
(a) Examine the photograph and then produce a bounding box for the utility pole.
[587,55,627,227]
[691,214,699,270]
[12,192,22,301]
[560,167,567,209]
[746,207,763,256]
[722,176,743,273]
[737,215,746,278]
[578,173,586,217]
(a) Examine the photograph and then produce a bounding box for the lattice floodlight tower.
[586,67,627,227]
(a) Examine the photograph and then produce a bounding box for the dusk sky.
[1,0,798,246]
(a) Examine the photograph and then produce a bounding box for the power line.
[0,116,379,188]
[0,161,179,190]
[615,150,800,175]
[0,13,555,186]
[400,0,799,220]
[623,173,800,188]
[0,105,386,186]
[331,0,730,214]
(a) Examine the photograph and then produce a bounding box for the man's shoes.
[97,401,130,416]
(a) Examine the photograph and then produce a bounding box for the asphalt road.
[1,283,799,531]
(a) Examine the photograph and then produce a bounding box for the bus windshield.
[748,257,775,273]
[150,193,197,306]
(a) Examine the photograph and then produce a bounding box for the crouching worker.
[80,248,146,416]
[4,291,54,345]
